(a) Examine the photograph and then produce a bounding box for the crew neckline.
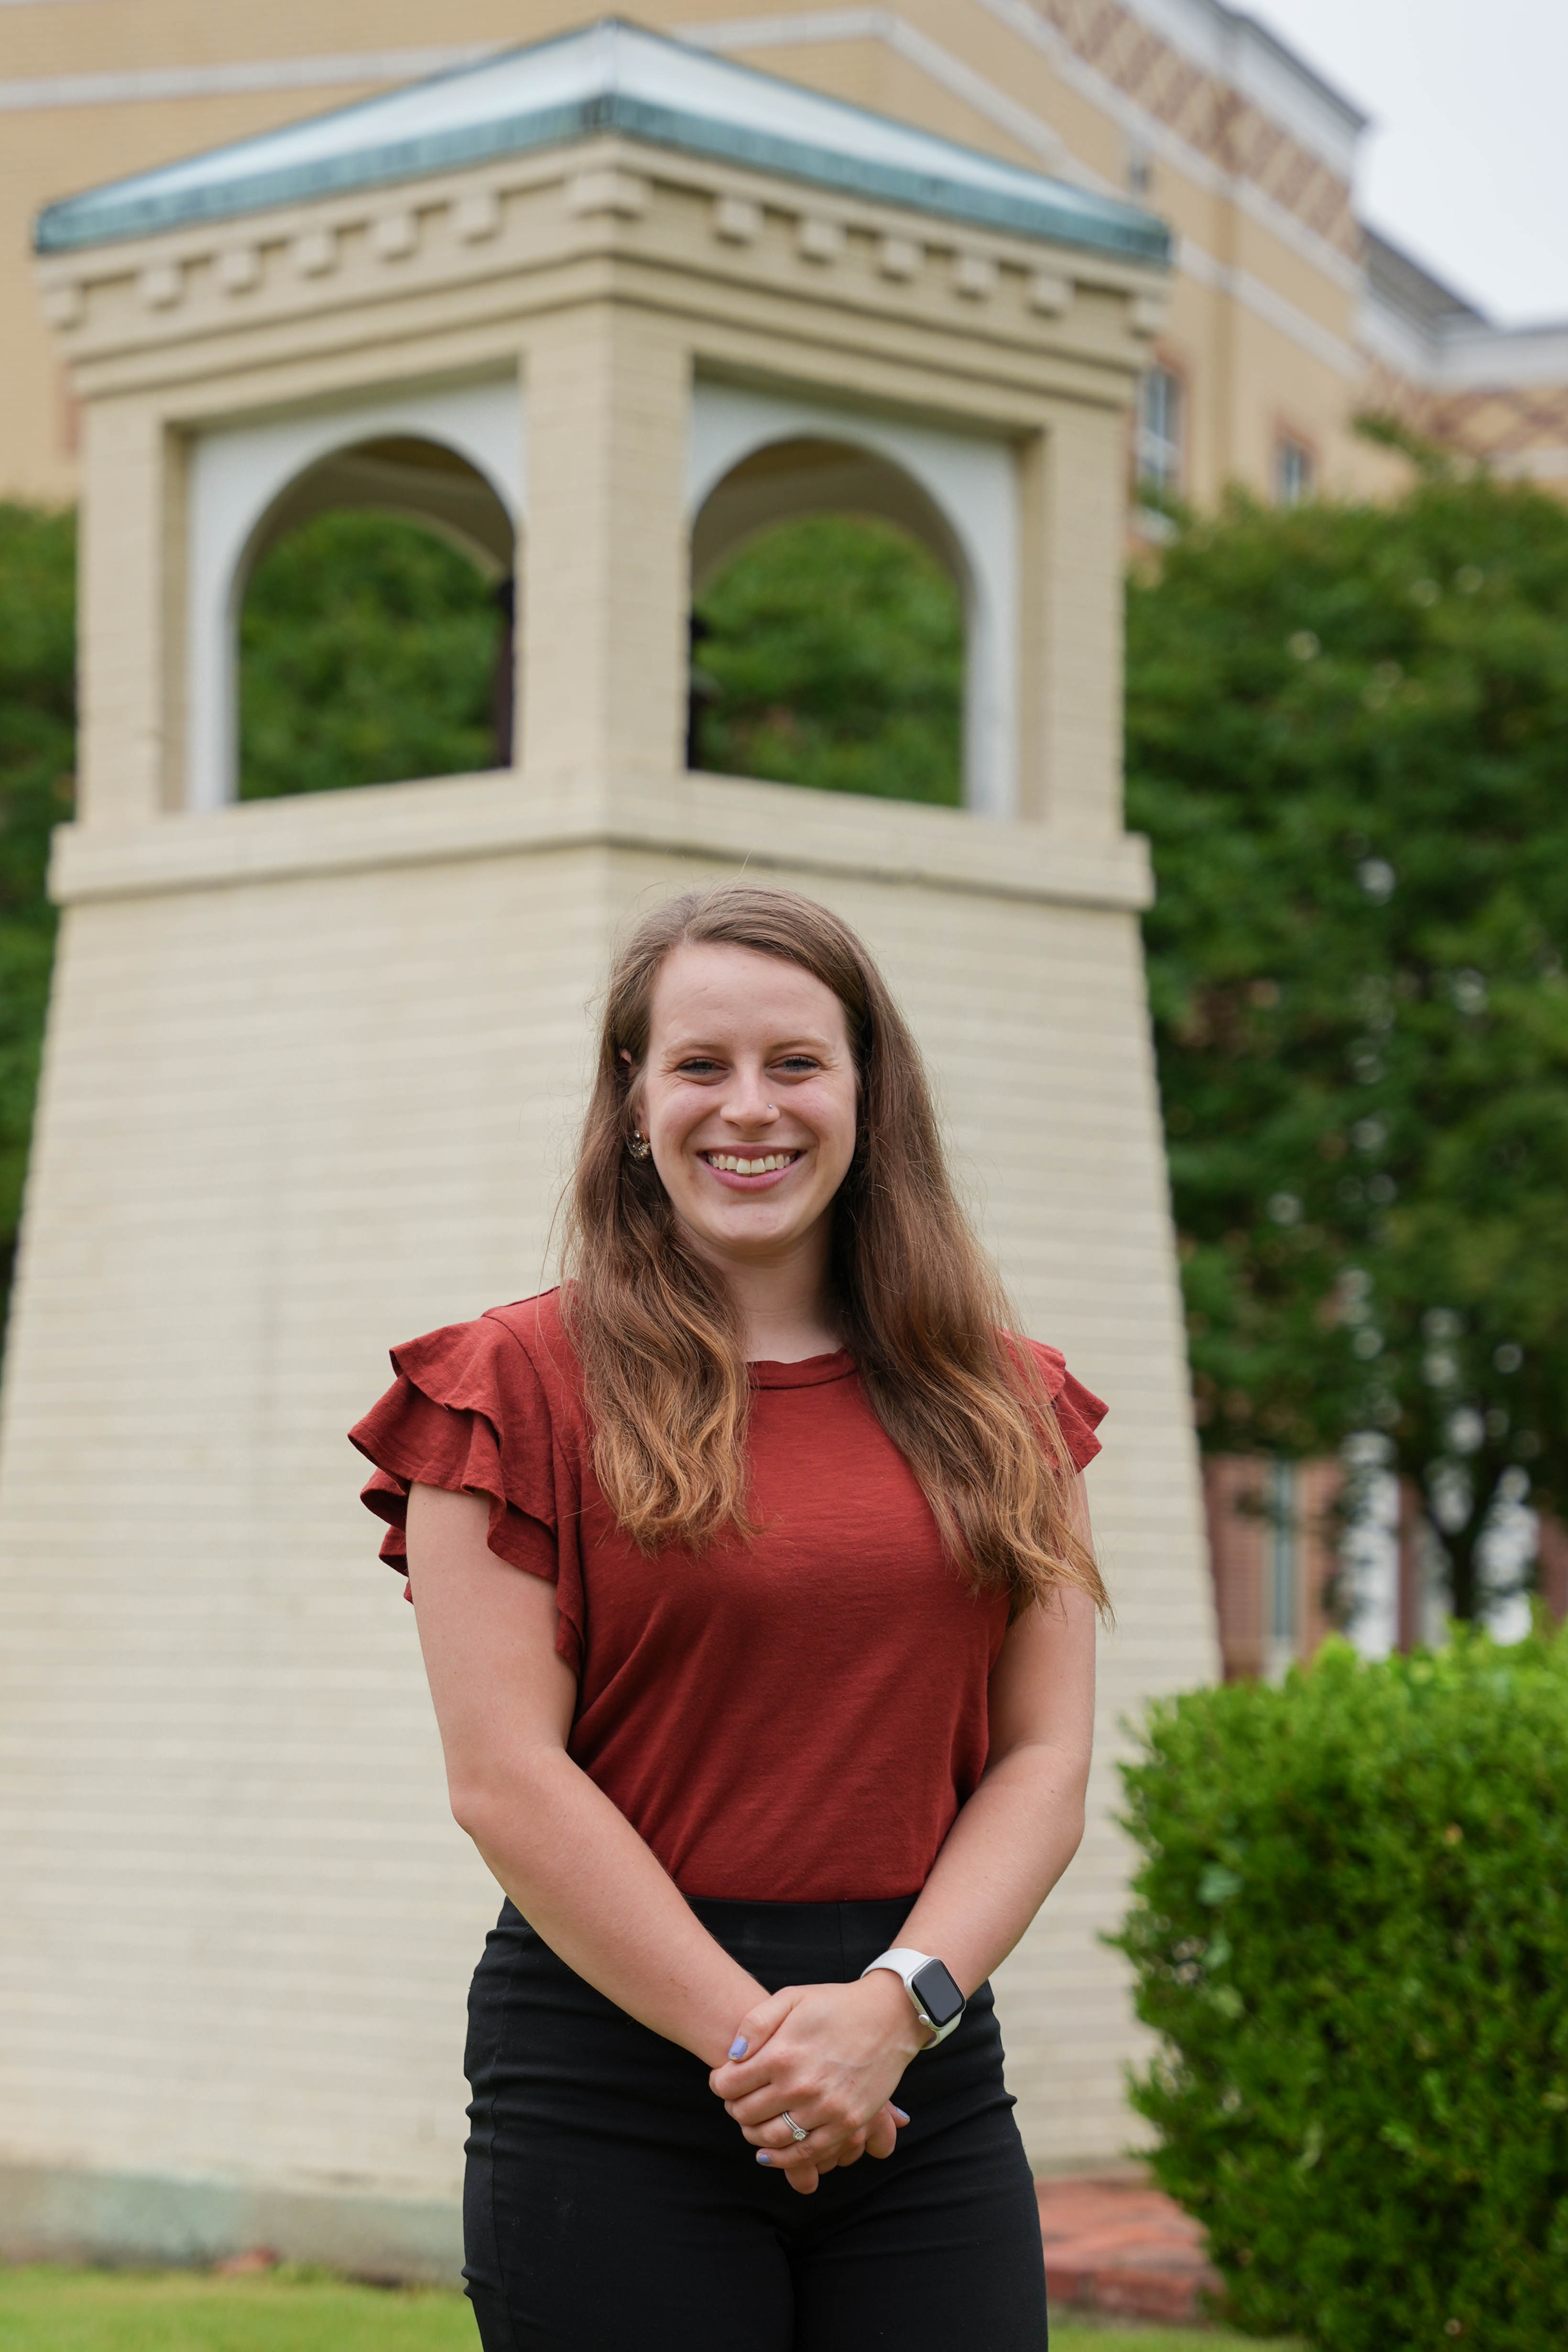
[748,1349,857,1390]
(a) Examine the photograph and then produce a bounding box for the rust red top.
[349,1289,1106,1904]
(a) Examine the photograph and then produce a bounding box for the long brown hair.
[559,883,1107,1618]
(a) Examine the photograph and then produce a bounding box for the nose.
[722,1062,779,1132]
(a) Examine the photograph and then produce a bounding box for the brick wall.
[1204,1453,1566,1673]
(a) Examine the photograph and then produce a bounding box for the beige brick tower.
[3,21,1218,2271]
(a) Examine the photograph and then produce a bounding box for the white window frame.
[1135,364,1184,497]
[1275,434,1316,508]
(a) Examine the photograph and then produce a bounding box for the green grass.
[0,2268,478,2352]
[0,2268,1305,2350]
[1055,2332,1300,2352]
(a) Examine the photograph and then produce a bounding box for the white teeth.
[705,1152,798,1175]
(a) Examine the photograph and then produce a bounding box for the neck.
[686,1217,840,1363]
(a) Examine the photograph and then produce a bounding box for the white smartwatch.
[860,1946,967,2045]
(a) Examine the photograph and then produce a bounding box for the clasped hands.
[708,1970,928,2197]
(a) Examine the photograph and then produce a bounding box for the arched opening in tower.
[235,436,516,801]
[688,438,967,809]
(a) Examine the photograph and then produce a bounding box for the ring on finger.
[779,2110,809,2144]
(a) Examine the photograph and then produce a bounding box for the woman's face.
[636,941,859,1273]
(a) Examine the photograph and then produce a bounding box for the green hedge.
[1112,1627,1568,2350]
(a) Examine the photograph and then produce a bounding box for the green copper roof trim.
[34,22,1169,268]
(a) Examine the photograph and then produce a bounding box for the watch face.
[911,1958,965,2030]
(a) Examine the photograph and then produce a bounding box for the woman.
[350,882,1108,2351]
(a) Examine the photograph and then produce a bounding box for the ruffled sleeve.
[348,1312,582,1669]
[1028,1341,1108,1473]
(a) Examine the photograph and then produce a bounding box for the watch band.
[860,1945,967,2045]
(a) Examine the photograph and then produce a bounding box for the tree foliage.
[693,513,963,805]
[1113,1626,1568,2351]
[1127,479,1568,1618]
[238,510,503,798]
[0,503,74,1332]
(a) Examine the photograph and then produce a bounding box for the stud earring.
[627,1130,652,1161]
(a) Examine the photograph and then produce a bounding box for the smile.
[700,1151,802,1176]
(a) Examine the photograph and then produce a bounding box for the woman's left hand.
[708,1971,927,2191]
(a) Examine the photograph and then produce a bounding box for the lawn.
[0,2267,1304,2352]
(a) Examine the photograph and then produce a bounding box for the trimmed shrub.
[1112,1627,1568,2349]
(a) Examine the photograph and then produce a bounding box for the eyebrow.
[660,1033,838,1057]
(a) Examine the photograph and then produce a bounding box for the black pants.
[462,1894,1049,2351]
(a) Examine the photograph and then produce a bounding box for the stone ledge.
[51,769,1154,914]
[0,2161,462,2286]
[0,2158,1215,2308]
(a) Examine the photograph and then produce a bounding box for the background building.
[5,0,1568,513]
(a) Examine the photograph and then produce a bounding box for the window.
[1275,434,1316,507]
[1267,1457,1299,1681]
[1136,367,1184,493]
[1135,366,1184,496]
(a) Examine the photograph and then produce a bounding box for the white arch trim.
[688,380,1019,819]
[185,372,523,811]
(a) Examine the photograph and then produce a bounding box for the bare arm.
[405,1482,762,2070]
[712,1473,1098,2174]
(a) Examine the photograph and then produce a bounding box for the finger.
[752,2120,865,2172]
[865,2108,897,2161]
[754,2144,822,2188]
[746,2127,861,2183]
[738,2112,868,2164]
[740,2115,808,2151]
[725,2086,817,2130]
[711,2044,792,2101]
[719,1987,798,2074]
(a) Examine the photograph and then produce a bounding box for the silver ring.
[780,2110,808,2144]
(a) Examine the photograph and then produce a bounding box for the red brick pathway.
[1037,2174,1223,2325]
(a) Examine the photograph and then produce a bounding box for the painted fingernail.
[729,2036,748,2059]
[755,2150,772,2165]
[891,2105,910,2123]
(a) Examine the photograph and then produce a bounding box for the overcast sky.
[1242,0,1568,324]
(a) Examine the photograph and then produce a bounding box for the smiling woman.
[348,882,1110,2352]
[621,936,859,1362]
